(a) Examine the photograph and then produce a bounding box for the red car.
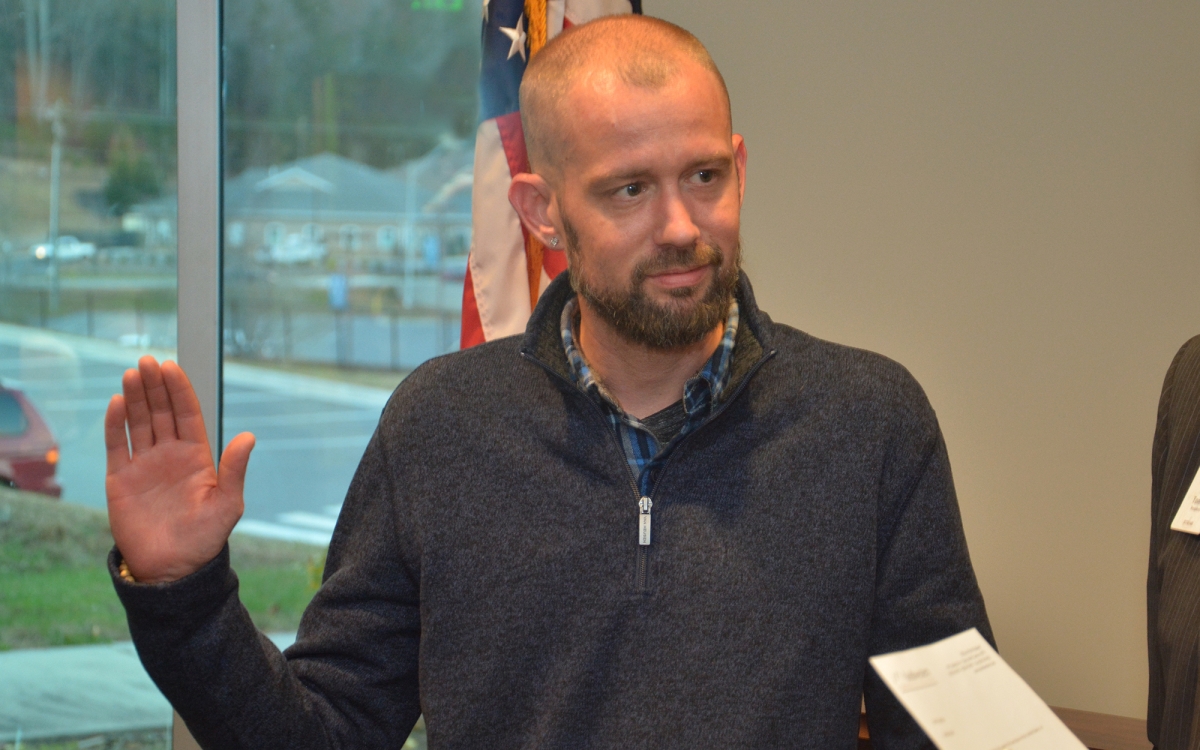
[0,382,61,498]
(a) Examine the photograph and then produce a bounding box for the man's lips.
[644,265,711,289]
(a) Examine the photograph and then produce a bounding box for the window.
[227,221,246,247]
[301,223,325,243]
[0,0,179,744]
[1,2,478,746]
[338,224,362,251]
[0,391,30,435]
[264,221,286,247]
[422,233,441,269]
[220,4,479,747]
[376,225,400,252]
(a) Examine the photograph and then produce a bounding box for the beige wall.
[654,1,1200,717]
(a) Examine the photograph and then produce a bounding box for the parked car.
[257,234,327,265]
[0,382,61,497]
[29,236,97,261]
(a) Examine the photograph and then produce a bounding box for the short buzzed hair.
[519,15,730,175]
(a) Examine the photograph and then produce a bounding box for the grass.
[0,156,120,244]
[0,487,431,750]
[0,486,325,651]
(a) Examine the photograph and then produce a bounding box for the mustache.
[632,243,723,281]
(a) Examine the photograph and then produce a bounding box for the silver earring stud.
[549,236,560,247]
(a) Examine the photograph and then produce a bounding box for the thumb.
[217,432,256,497]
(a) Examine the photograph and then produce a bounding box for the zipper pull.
[638,496,653,546]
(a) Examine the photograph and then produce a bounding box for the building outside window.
[301,222,325,244]
[0,1,180,745]
[221,8,478,747]
[338,223,362,252]
[227,220,246,247]
[263,221,286,248]
[1,1,478,747]
[376,224,400,252]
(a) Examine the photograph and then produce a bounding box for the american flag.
[461,0,643,348]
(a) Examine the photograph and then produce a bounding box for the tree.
[103,126,159,216]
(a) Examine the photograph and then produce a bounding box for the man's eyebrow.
[683,153,734,172]
[592,168,655,186]
[592,154,735,188]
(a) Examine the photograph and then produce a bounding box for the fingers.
[120,358,211,458]
[104,394,130,474]
[138,355,178,444]
[217,432,256,499]
[161,360,209,445]
[122,365,155,454]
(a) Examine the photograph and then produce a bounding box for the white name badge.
[1169,466,1200,534]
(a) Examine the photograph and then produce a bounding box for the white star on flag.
[481,0,490,22]
[499,14,528,61]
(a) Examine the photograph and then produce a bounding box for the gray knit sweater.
[111,272,991,749]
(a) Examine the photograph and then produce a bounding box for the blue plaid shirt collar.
[560,295,740,493]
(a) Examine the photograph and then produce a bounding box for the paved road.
[29,308,459,372]
[0,324,443,742]
[0,322,404,545]
[0,633,296,742]
[0,629,428,748]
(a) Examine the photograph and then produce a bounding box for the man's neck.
[576,300,724,420]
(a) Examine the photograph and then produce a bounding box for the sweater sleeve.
[861,373,994,750]
[111,428,422,750]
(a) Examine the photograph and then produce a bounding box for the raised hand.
[105,356,255,584]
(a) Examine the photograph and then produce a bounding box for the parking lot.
[0,322,397,545]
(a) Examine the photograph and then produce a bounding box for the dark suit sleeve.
[111,427,422,750]
[1147,335,1200,749]
[862,371,994,750]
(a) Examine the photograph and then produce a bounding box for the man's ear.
[732,134,748,205]
[509,173,560,247]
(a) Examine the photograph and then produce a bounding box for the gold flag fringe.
[523,0,550,310]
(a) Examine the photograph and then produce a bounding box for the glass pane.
[0,1,177,745]
[221,3,479,746]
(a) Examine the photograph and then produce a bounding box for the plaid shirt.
[560,296,740,496]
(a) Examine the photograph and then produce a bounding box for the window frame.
[174,0,221,743]
[176,0,221,465]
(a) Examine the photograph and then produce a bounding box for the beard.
[563,216,741,350]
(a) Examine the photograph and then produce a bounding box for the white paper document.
[1169,466,1200,534]
[869,628,1085,750]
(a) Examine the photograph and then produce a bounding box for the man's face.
[548,62,747,349]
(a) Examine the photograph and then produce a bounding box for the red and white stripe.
[462,0,637,348]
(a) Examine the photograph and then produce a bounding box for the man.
[1148,334,1200,750]
[107,16,991,749]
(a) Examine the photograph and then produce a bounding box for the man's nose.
[656,190,702,249]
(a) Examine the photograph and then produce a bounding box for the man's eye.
[696,170,715,183]
[622,183,643,197]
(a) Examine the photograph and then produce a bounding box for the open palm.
[105,356,255,584]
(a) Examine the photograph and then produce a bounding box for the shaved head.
[519,15,731,177]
